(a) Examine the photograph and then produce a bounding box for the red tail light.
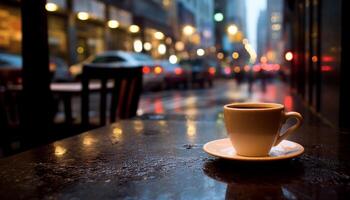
[209,67,216,75]
[154,66,163,74]
[143,66,151,74]
[262,64,273,71]
[273,64,280,71]
[174,67,183,75]
[321,65,332,72]
[253,65,261,72]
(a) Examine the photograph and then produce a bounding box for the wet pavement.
[138,79,304,121]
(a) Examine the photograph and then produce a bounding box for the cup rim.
[224,102,284,111]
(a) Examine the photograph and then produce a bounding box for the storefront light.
[227,24,238,35]
[77,46,84,54]
[272,24,281,31]
[133,40,143,52]
[129,25,140,33]
[217,52,224,59]
[77,12,89,20]
[154,31,165,40]
[45,3,58,12]
[232,52,239,59]
[175,41,185,51]
[143,42,152,51]
[158,44,166,55]
[108,20,119,29]
[169,55,178,64]
[197,48,205,56]
[183,25,195,36]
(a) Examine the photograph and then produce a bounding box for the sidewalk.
[138,79,319,122]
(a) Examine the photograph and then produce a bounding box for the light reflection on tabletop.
[54,145,67,157]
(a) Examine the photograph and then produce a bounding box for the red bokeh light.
[321,65,332,72]
[253,65,261,72]
[224,67,231,75]
[174,67,183,75]
[154,99,164,114]
[322,56,334,63]
[143,66,151,74]
[284,95,293,111]
[209,67,216,75]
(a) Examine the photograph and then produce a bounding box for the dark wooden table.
[0,119,349,199]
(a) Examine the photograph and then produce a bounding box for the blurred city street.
[138,79,292,120]
[53,78,297,124]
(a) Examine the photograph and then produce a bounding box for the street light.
[133,40,143,52]
[197,48,205,56]
[158,44,166,55]
[154,31,165,40]
[285,51,293,61]
[45,3,58,12]
[77,12,89,20]
[227,24,238,35]
[108,20,119,29]
[129,25,140,33]
[143,42,152,51]
[183,25,195,36]
[169,55,178,64]
[214,13,224,22]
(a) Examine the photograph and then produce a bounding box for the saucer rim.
[203,138,304,161]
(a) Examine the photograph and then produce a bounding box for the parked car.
[0,53,72,85]
[158,60,189,89]
[69,51,165,90]
[179,58,215,88]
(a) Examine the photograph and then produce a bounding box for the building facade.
[265,0,284,64]
[0,0,217,63]
[256,10,268,60]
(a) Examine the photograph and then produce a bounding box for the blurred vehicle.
[49,57,73,82]
[69,51,165,90]
[159,60,189,89]
[0,53,72,85]
[252,63,281,79]
[0,53,21,85]
[179,58,215,88]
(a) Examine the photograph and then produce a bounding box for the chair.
[81,64,143,128]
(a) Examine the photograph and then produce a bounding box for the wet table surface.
[0,119,350,199]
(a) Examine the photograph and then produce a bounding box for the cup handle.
[273,111,303,146]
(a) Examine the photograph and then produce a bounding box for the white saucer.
[203,138,304,161]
